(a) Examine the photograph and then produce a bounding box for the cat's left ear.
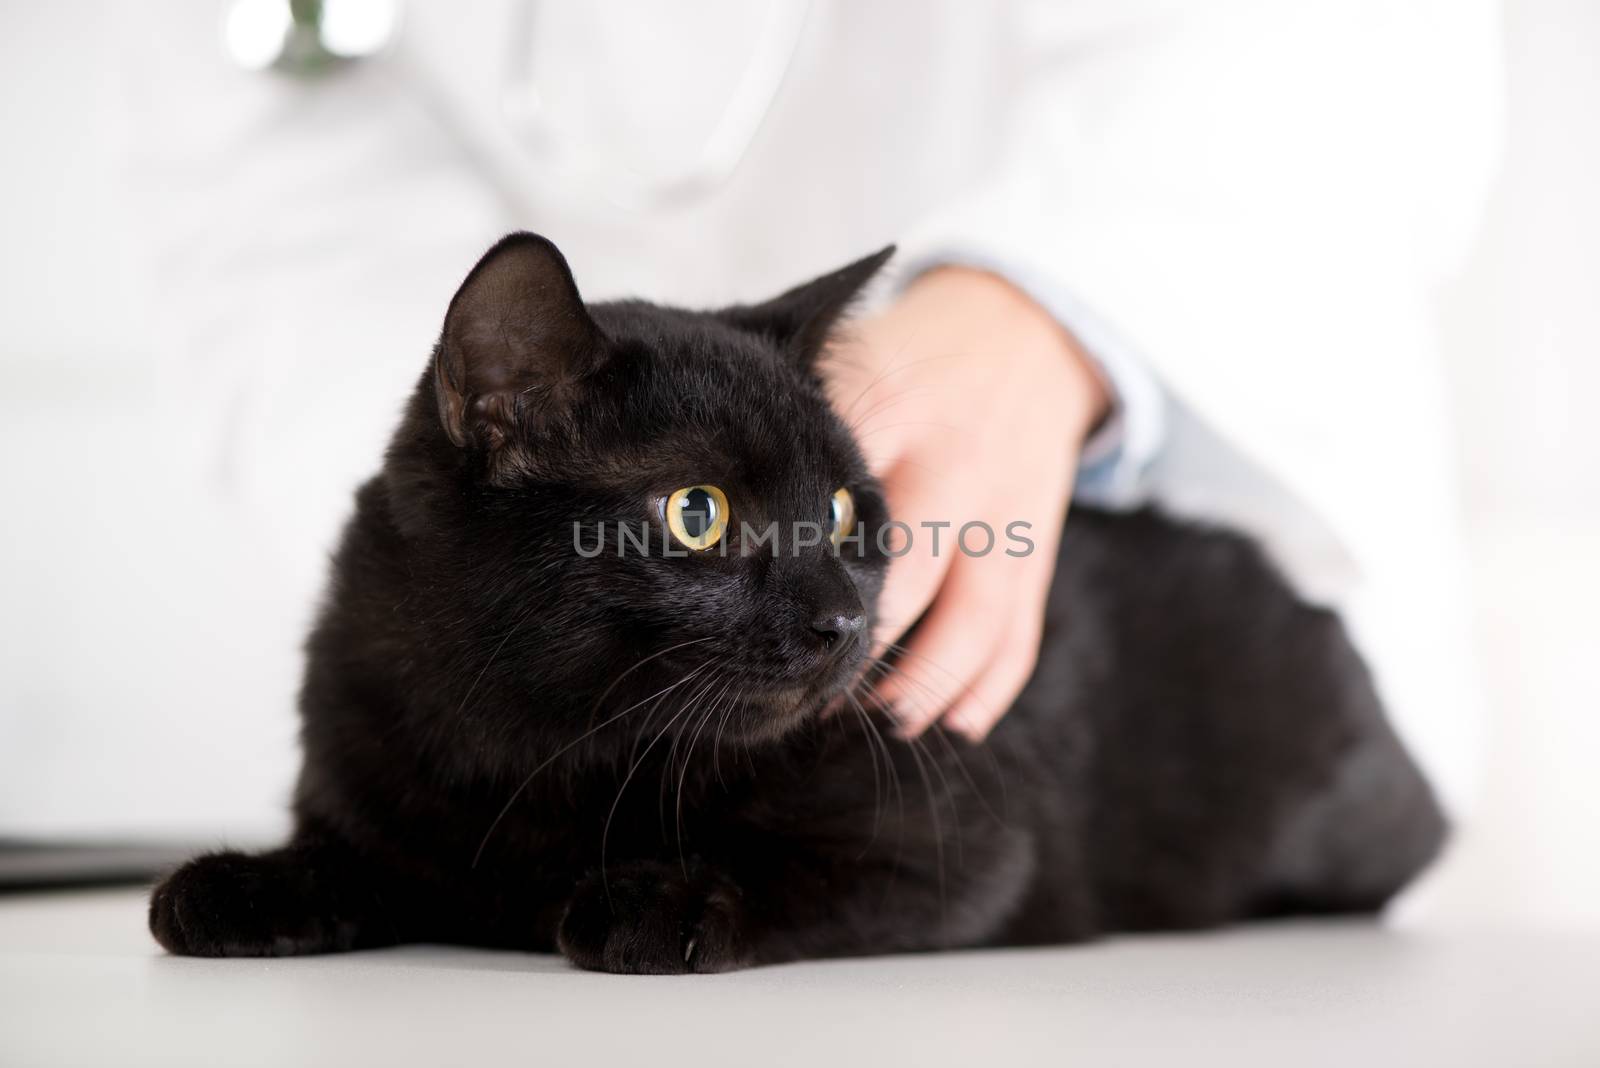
[719,245,895,368]
[434,232,604,450]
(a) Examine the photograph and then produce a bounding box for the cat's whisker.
[856,667,969,876]
[898,722,948,931]
[830,333,924,422]
[631,657,711,769]
[604,662,726,901]
[846,384,936,435]
[860,655,1009,826]
[451,599,543,721]
[830,334,968,424]
[673,672,740,876]
[844,689,911,904]
[858,667,963,827]
[710,682,745,788]
[922,708,1009,828]
[659,669,724,844]
[865,650,1012,819]
[843,695,887,854]
[587,636,716,730]
[470,660,715,870]
[875,639,1002,729]
[911,732,964,870]
[654,667,724,843]
[849,419,961,443]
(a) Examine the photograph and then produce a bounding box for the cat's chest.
[473,766,753,873]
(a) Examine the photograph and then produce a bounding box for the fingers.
[871,454,1068,741]
[936,518,1059,741]
[868,458,951,648]
[872,558,1003,735]
[938,611,1043,741]
[874,545,1052,742]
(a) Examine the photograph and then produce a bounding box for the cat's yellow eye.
[665,484,730,551]
[828,487,856,548]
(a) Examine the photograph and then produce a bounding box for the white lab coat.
[0,0,1499,835]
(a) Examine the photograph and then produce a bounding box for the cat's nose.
[810,611,867,652]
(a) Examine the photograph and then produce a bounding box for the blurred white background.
[0,1,1595,930]
[1428,0,1600,929]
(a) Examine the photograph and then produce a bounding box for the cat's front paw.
[557,861,751,974]
[149,851,358,957]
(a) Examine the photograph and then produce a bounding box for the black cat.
[149,234,1446,972]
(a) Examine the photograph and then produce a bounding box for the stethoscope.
[222,0,812,210]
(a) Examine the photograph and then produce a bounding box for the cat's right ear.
[434,233,604,450]
[718,245,895,369]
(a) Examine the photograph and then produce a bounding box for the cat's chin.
[724,649,867,746]
[736,691,823,746]
[734,682,849,746]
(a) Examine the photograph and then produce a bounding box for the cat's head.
[385,233,894,750]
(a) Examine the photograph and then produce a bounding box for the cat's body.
[150,235,1445,971]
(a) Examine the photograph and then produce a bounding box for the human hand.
[824,266,1109,741]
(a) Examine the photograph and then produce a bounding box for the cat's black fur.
[149,234,1446,972]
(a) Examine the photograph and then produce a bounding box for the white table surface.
[2,887,1596,1067]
